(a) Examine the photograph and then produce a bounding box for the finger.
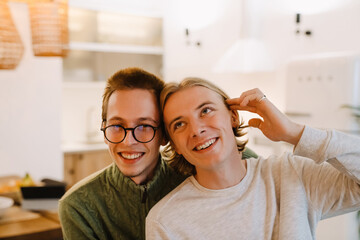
[229,88,259,106]
[227,88,264,103]
[237,89,258,103]
[248,118,263,129]
[226,98,241,106]
[242,93,266,107]
[240,94,260,106]
[228,104,257,113]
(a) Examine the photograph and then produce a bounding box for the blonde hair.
[160,77,248,176]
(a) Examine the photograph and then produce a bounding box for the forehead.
[107,89,160,122]
[164,86,224,119]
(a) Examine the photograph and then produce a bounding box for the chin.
[115,162,138,175]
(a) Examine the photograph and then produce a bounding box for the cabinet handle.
[285,112,311,117]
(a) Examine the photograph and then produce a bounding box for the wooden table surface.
[0,206,62,240]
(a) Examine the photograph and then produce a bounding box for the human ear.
[230,109,240,128]
[101,121,108,145]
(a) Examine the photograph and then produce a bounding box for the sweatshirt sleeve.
[294,126,360,183]
[292,126,360,218]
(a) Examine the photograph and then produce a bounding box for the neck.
[194,152,247,190]
[129,156,159,185]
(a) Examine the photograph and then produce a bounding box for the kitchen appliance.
[20,179,66,211]
[285,52,360,134]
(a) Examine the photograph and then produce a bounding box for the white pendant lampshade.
[214,0,273,73]
[214,38,273,73]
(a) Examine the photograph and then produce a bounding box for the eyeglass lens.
[104,125,156,143]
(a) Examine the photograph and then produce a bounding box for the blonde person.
[145,77,360,239]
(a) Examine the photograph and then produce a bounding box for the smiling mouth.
[119,152,144,159]
[194,138,217,151]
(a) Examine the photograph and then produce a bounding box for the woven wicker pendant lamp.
[0,0,25,69]
[28,0,68,57]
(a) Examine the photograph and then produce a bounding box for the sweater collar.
[108,155,170,195]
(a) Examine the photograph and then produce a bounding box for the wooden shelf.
[67,42,163,55]
[68,0,163,19]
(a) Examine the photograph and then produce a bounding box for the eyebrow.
[196,101,213,110]
[107,117,159,125]
[167,101,214,129]
[138,117,159,125]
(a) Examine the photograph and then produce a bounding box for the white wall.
[163,0,360,102]
[62,82,105,145]
[163,0,285,114]
[0,3,63,181]
[264,1,360,66]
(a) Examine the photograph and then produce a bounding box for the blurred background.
[0,0,359,239]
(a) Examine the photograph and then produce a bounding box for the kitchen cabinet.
[64,150,113,187]
[63,5,164,82]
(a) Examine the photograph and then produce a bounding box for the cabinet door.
[64,150,113,187]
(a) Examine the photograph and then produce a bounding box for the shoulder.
[147,177,193,221]
[59,164,113,206]
[243,147,258,159]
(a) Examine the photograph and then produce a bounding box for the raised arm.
[226,88,304,146]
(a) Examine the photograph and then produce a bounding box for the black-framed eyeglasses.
[101,124,159,144]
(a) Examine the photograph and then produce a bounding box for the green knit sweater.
[59,158,185,240]
[59,149,257,240]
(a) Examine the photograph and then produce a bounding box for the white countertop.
[62,142,108,153]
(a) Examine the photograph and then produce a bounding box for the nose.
[189,118,206,138]
[121,129,138,145]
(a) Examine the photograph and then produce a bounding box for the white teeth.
[196,138,216,151]
[121,153,142,159]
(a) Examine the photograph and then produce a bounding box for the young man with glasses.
[59,67,258,239]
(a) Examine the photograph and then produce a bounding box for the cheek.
[146,135,163,152]
[212,115,230,128]
[108,142,116,149]
[107,143,118,157]
[169,133,183,155]
[219,111,233,126]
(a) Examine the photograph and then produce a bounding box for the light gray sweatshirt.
[146,126,360,240]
